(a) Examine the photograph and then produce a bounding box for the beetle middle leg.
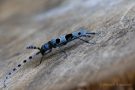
[78,37,96,45]
[58,46,67,58]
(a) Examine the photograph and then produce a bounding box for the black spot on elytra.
[6,77,8,79]
[56,38,60,44]
[78,32,81,35]
[65,34,73,41]
[18,64,21,67]
[23,60,27,63]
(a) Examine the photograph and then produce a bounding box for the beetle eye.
[56,38,60,44]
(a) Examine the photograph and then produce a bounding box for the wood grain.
[0,0,135,90]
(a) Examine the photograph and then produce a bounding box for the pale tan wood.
[0,0,135,90]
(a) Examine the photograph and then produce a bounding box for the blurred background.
[0,0,135,90]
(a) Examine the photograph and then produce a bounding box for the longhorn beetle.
[3,27,100,88]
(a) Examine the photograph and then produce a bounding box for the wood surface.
[0,0,135,90]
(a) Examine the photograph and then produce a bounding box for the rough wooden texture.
[0,0,135,90]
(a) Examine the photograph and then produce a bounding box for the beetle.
[3,27,100,88]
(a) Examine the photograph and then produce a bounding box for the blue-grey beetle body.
[39,28,97,55]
